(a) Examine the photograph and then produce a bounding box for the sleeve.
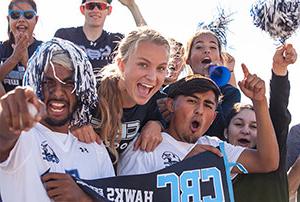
[220,84,241,117]
[269,70,291,169]
[0,133,34,172]
[54,28,68,39]
[145,92,167,129]
[286,124,300,169]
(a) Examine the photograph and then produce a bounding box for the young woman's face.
[8,2,38,39]
[187,33,221,76]
[119,41,169,107]
[225,109,257,148]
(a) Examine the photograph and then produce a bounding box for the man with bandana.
[0,38,114,202]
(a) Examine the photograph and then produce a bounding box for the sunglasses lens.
[9,11,21,19]
[24,11,35,19]
[85,2,108,10]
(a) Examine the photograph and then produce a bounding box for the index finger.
[42,172,70,182]
[241,63,250,77]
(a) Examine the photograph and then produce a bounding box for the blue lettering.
[201,167,224,202]
[157,173,179,202]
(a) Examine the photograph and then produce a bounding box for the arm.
[270,44,296,168]
[0,87,43,162]
[0,33,29,81]
[222,52,237,87]
[234,64,279,173]
[0,82,5,97]
[288,155,300,199]
[119,0,147,26]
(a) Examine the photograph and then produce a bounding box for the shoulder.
[55,27,83,37]
[102,30,124,42]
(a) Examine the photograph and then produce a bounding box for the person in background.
[0,38,115,202]
[287,123,300,201]
[54,0,146,76]
[0,0,42,92]
[224,44,297,202]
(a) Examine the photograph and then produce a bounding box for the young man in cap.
[118,65,279,177]
[54,0,146,76]
[0,38,114,202]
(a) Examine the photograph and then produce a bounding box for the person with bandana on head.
[0,0,42,93]
[54,0,146,77]
[0,38,114,202]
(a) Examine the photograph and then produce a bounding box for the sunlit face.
[41,63,77,132]
[225,109,257,148]
[7,2,38,39]
[167,91,217,143]
[118,41,169,107]
[187,33,221,76]
[80,0,111,28]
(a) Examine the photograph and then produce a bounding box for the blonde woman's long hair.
[97,27,170,162]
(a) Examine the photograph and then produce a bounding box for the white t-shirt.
[0,123,115,202]
[117,132,245,176]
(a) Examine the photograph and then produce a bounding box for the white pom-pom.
[27,102,38,117]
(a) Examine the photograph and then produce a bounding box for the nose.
[50,83,65,97]
[204,48,210,55]
[145,68,156,82]
[194,103,204,115]
[241,126,250,135]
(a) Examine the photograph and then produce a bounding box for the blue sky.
[1,0,300,127]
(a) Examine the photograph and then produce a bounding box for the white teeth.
[141,83,153,88]
[51,108,64,113]
[51,103,64,107]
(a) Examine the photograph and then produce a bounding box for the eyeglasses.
[83,2,111,11]
[8,10,37,20]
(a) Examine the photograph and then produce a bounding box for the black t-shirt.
[0,39,42,92]
[91,91,166,154]
[54,27,124,76]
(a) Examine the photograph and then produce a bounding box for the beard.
[44,114,72,127]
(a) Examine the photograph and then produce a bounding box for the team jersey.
[0,39,42,92]
[0,123,115,202]
[54,27,123,76]
[117,132,245,175]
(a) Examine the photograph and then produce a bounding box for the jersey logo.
[79,147,89,153]
[80,45,112,60]
[162,151,181,167]
[41,141,60,164]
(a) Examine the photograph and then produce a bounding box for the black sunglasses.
[8,10,36,20]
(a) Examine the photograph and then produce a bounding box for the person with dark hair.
[0,0,42,92]
[118,66,279,177]
[54,0,146,76]
[0,38,114,202]
[224,44,297,202]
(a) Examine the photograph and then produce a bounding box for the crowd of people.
[0,0,299,201]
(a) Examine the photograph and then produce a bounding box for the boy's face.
[80,0,111,28]
[167,91,217,143]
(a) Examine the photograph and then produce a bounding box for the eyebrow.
[138,57,168,66]
[194,40,218,45]
[43,75,74,83]
[189,95,216,106]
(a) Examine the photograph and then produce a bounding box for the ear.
[165,98,175,113]
[107,6,112,15]
[80,5,85,15]
[223,128,228,140]
[35,15,39,24]
[117,58,125,73]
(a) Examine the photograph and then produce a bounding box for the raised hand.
[273,44,297,76]
[11,32,30,67]
[238,64,266,102]
[0,86,45,135]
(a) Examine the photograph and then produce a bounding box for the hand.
[184,144,222,160]
[11,32,30,67]
[222,52,235,72]
[238,64,266,102]
[41,173,92,202]
[71,124,102,144]
[0,86,45,135]
[134,120,163,152]
[273,44,297,76]
[157,97,171,122]
[118,0,136,7]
